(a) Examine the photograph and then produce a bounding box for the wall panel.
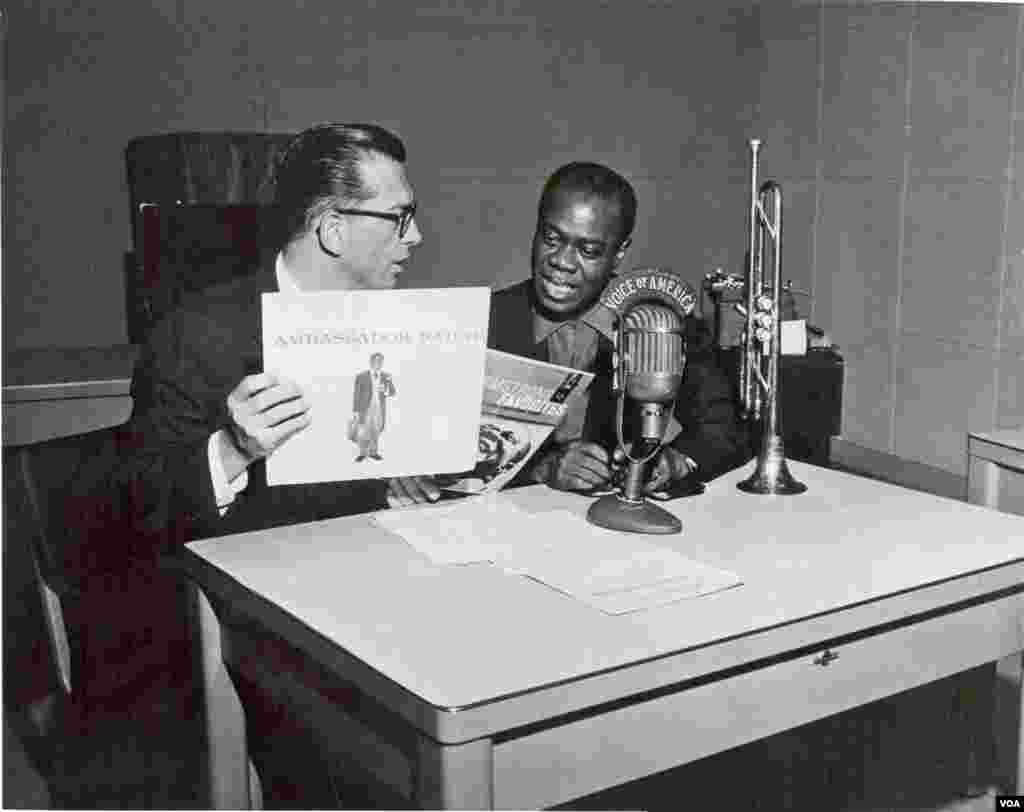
[820,3,912,181]
[908,3,1018,181]
[900,178,1005,350]
[3,0,756,350]
[891,333,998,475]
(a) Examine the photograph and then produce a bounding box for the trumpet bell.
[737,434,807,495]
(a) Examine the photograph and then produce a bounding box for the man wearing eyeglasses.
[98,123,441,808]
[115,123,439,552]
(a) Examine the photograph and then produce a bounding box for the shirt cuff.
[208,430,248,515]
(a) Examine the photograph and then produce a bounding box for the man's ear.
[317,211,346,258]
[612,237,632,269]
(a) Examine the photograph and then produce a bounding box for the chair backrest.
[139,202,271,330]
[124,132,294,341]
[125,131,293,237]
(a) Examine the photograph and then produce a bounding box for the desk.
[968,428,1024,515]
[181,462,1024,809]
[2,346,139,712]
[2,345,138,445]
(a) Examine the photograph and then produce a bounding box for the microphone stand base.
[587,494,682,535]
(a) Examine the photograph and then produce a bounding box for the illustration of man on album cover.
[350,352,396,461]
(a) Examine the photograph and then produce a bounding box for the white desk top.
[2,345,138,402]
[186,461,1024,732]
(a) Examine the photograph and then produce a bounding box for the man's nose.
[403,217,423,247]
[549,243,577,271]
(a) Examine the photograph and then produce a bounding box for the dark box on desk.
[717,347,844,467]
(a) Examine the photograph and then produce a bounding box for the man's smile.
[540,274,579,299]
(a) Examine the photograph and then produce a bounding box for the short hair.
[369,352,384,364]
[538,162,637,243]
[271,123,407,247]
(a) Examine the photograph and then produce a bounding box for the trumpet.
[736,138,807,495]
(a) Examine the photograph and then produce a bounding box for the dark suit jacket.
[111,251,389,548]
[352,370,395,426]
[488,280,751,483]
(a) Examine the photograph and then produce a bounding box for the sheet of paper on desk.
[376,498,742,614]
[373,496,543,566]
[505,511,743,615]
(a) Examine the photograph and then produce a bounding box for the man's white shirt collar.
[275,252,302,293]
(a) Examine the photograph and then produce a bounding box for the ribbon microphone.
[586,268,696,535]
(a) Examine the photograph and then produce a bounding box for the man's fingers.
[573,442,611,465]
[563,451,611,483]
[270,411,313,445]
[230,372,280,401]
[387,477,416,507]
[415,476,442,502]
[549,442,613,492]
[228,373,304,410]
[386,480,408,507]
[233,405,311,458]
[643,468,670,493]
[572,463,611,486]
[387,476,440,507]
[250,380,306,414]
[642,449,695,494]
[224,373,313,464]
[403,476,440,503]
[242,412,311,453]
[573,472,609,490]
[261,397,311,428]
[559,460,611,491]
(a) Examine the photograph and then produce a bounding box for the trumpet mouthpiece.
[749,138,761,152]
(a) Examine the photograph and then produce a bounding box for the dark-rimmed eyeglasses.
[332,203,417,239]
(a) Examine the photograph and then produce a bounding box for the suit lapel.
[489,280,548,362]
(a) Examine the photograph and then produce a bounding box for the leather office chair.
[5,427,204,808]
[124,132,293,342]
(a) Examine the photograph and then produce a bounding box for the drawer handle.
[813,649,840,667]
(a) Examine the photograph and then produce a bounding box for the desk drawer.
[492,592,1024,810]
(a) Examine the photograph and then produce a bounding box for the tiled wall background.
[755,1,1024,477]
[4,1,1023,477]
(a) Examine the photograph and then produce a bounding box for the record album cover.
[262,288,490,485]
[434,349,595,495]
